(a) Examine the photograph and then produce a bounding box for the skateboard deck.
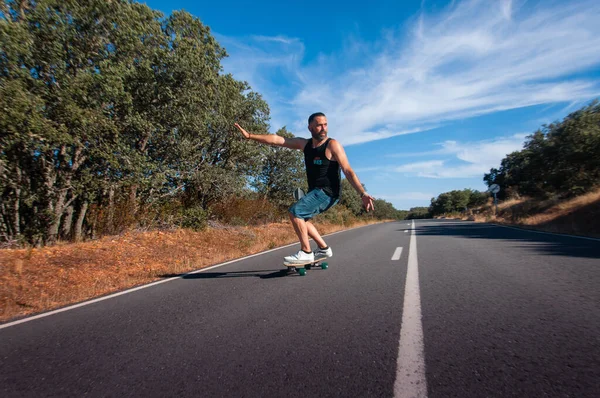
[283,258,329,276]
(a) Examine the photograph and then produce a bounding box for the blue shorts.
[289,188,339,220]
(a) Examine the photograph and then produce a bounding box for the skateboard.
[283,258,329,276]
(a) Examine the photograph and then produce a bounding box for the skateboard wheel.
[298,268,307,276]
[321,262,328,270]
[306,264,312,270]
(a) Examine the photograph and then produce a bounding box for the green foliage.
[469,190,489,208]
[339,179,364,216]
[429,189,488,216]
[313,204,357,225]
[0,0,269,245]
[484,100,600,199]
[0,0,415,246]
[252,127,306,209]
[406,207,430,219]
[395,210,409,220]
[372,199,401,219]
[177,206,209,231]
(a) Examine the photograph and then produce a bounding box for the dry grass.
[463,188,600,237]
[0,219,382,322]
[519,189,600,225]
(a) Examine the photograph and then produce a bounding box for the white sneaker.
[284,250,314,264]
[314,246,333,260]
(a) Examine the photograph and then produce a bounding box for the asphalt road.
[1,220,599,397]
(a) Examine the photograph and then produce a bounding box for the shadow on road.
[159,269,297,280]
[411,221,600,259]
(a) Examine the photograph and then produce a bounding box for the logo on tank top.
[313,157,323,165]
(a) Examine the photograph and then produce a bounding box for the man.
[234,112,374,264]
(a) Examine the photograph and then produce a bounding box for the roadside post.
[488,184,500,215]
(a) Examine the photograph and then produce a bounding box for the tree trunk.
[47,188,68,244]
[10,164,21,237]
[42,154,57,243]
[129,184,138,217]
[44,145,85,244]
[0,202,10,241]
[74,201,89,242]
[61,205,74,240]
[12,188,20,237]
[108,185,115,234]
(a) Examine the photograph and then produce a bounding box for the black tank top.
[304,138,341,198]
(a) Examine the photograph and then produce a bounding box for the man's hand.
[362,193,375,212]
[234,123,251,139]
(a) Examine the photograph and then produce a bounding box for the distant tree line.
[0,0,404,246]
[428,189,488,217]
[406,207,430,219]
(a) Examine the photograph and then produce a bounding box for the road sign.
[489,184,500,194]
[488,184,500,215]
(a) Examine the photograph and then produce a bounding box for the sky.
[142,0,600,210]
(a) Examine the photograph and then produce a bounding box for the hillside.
[468,188,600,238]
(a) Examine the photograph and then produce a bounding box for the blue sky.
[142,0,600,210]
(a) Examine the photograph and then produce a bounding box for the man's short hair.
[308,112,326,125]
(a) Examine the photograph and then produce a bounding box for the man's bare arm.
[234,123,307,150]
[329,139,375,212]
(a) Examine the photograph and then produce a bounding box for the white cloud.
[392,133,528,178]
[220,0,600,144]
[441,133,528,166]
[501,0,513,21]
[343,126,434,145]
[418,163,491,179]
[395,160,445,173]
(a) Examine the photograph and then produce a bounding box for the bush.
[210,196,283,226]
[178,206,209,231]
[133,201,209,232]
[313,204,358,225]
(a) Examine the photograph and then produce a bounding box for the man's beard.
[311,130,327,140]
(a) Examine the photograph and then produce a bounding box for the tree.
[468,189,488,208]
[1,0,161,244]
[429,189,488,217]
[372,199,400,219]
[339,179,364,216]
[407,207,430,219]
[429,189,470,216]
[0,1,271,244]
[252,127,306,209]
[484,100,600,199]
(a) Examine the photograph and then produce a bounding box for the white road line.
[391,247,403,261]
[394,220,427,398]
[0,223,377,330]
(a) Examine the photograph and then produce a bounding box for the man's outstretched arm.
[329,139,375,212]
[234,123,307,150]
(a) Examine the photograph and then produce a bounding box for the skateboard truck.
[284,259,329,276]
